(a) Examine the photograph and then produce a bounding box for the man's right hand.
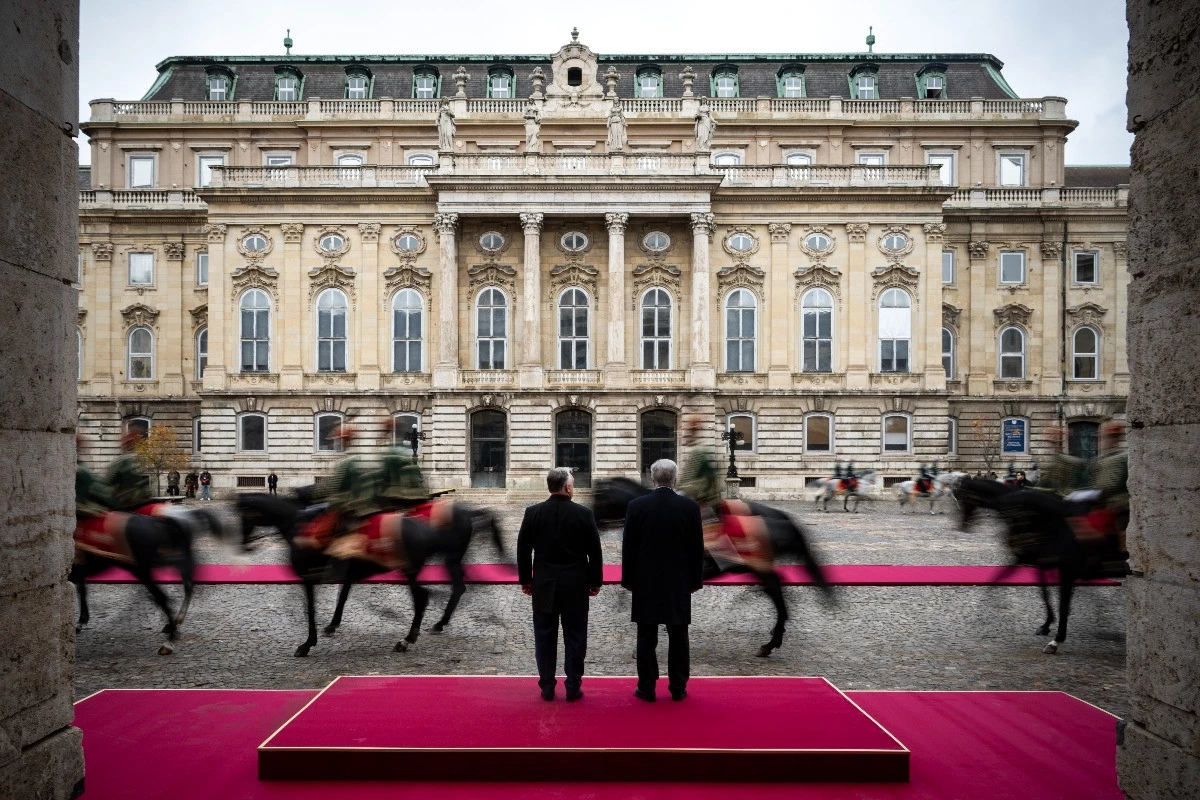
[521,584,533,596]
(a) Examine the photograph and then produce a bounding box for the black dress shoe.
[633,688,656,703]
[566,689,583,702]
[670,690,688,701]
[541,688,555,701]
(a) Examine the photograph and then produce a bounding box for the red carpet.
[258,677,908,782]
[74,684,1121,799]
[86,563,1121,586]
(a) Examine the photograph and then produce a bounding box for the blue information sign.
[1002,418,1026,454]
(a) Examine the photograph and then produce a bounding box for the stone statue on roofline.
[524,105,542,152]
[437,101,456,152]
[606,102,627,152]
[694,102,715,151]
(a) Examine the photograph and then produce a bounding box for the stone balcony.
[79,189,206,209]
[944,186,1128,208]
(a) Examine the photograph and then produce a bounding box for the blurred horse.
[812,471,878,512]
[895,471,967,514]
[593,477,833,657]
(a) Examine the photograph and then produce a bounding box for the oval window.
[728,232,755,253]
[643,231,670,252]
[882,233,909,251]
[395,233,421,253]
[805,233,831,252]
[319,234,345,252]
[479,231,505,252]
[242,234,268,252]
[561,232,589,252]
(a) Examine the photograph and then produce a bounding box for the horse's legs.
[396,575,430,651]
[756,573,789,658]
[295,581,318,657]
[73,570,90,631]
[324,577,354,636]
[174,552,196,628]
[1044,574,1075,654]
[130,565,178,654]
[431,558,466,633]
[1035,571,1056,636]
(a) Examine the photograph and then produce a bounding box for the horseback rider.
[843,461,858,493]
[833,462,843,479]
[105,429,154,511]
[376,419,431,511]
[681,417,721,509]
[303,423,375,549]
[75,436,114,519]
[916,463,933,495]
[1086,421,1130,558]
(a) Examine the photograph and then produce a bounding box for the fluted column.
[689,212,716,388]
[1112,239,1130,394]
[279,223,304,389]
[604,212,629,382]
[922,223,947,390]
[357,223,382,389]
[432,212,459,389]
[844,222,871,389]
[1039,240,1063,396]
[519,212,544,388]
[202,224,229,391]
[767,222,792,388]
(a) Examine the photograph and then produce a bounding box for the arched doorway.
[470,409,507,488]
[640,409,677,477]
[555,409,592,488]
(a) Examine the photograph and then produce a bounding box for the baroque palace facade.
[76,32,1129,495]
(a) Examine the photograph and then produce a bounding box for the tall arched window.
[125,417,150,437]
[724,289,757,373]
[882,414,911,452]
[392,289,423,373]
[640,409,677,476]
[238,413,266,452]
[941,327,955,379]
[1073,327,1099,379]
[878,288,911,373]
[558,288,590,369]
[127,327,154,380]
[641,288,672,369]
[555,409,593,488]
[999,326,1025,379]
[316,288,348,372]
[196,327,208,379]
[476,288,508,369]
[470,409,507,488]
[392,412,421,452]
[315,412,344,452]
[801,288,833,372]
[239,289,270,372]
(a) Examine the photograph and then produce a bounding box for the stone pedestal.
[724,476,742,498]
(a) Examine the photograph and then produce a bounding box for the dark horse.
[234,493,506,656]
[71,506,223,655]
[954,478,1128,654]
[593,478,833,657]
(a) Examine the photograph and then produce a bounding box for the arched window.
[635,66,662,98]
[711,66,739,97]
[127,327,154,380]
[315,412,344,452]
[801,288,833,373]
[487,67,513,98]
[392,289,423,373]
[125,417,150,438]
[476,288,508,370]
[804,413,833,453]
[941,327,955,379]
[558,288,590,369]
[999,326,1025,379]
[316,288,348,372]
[239,289,270,373]
[392,412,421,452]
[196,327,208,379]
[878,288,911,373]
[727,413,755,453]
[407,153,435,166]
[238,413,266,452]
[1073,327,1099,380]
[640,409,677,476]
[555,409,593,488]
[712,152,742,166]
[76,329,83,381]
[470,409,507,488]
[640,288,672,369]
[336,153,363,180]
[882,414,910,452]
[724,289,756,373]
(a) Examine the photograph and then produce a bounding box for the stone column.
[767,223,792,388]
[0,0,86,794]
[922,223,947,390]
[1119,3,1200,794]
[432,212,460,389]
[844,222,871,389]
[604,212,629,382]
[966,238,991,395]
[1039,239,1064,396]
[202,224,230,391]
[689,212,716,388]
[1111,239,1130,395]
[357,223,382,390]
[518,212,544,387]
[279,223,304,389]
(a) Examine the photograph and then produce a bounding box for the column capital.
[922,222,946,242]
[433,212,459,234]
[845,222,870,242]
[279,222,304,242]
[690,212,715,238]
[358,222,382,242]
[519,212,544,234]
[203,223,228,243]
[605,212,629,234]
[768,222,792,242]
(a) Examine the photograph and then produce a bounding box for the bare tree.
[135,425,189,496]
[970,417,1000,476]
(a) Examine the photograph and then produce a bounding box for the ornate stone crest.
[942,302,961,329]
[190,304,208,331]
[968,240,990,259]
[467,262,517,295]
[120,303,160,330]
[230,263,279,302]
[1066,302,1108,330]
[382,264,433,309]
[716,263,765,296]
[630,263,682,310]
[794,263,843,299]
[768,222,792,244]
[358,223,381,243]
[870,263,921,303]
[280,223,304,243]
[307,263,357,308]
[1112,240,1127,259]
[548,263,599,300]
[202,224,227,243]
[993,302,1034,329]
[922,222,947,241]
[1040,240,1061,260]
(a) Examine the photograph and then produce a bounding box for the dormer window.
[274,67,303,102]
[923,74,944,98]
[413,67,440,99]
[345,67,372,99]
[712,66,739,98]
[636,67,662,98]
[849,64,879,99]
[488,67,513,99]
[777,66,805,98]
[205,67,234,101]
[916,64,948,99]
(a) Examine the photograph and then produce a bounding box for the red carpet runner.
[86,563,1121,586]
[74,683,1121,798]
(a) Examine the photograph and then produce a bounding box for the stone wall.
[0,0,86,797]
[1119,1,1200,796]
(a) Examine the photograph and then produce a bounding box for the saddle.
[74,513,133,564]
[706,501,773,572]
[324,512,410,572]
[915,479,932,496]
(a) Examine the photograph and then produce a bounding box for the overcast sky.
[78,0,1132,165]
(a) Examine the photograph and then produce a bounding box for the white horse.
[895,471,967,514]
[813,470,878,512]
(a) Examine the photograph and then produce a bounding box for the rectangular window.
[196,252,208,286]
[883,415,910,452]
[948,418,957,454]
[728,415,755,453]
[805,416,831,452]
[346,76,367,99]
[857,152,886,166]
[265,154,293,166]
[414,75,436,99]
[1074,251,1098,284]
[276,77,298,101]
[782,75,804,98]
[856,75,876,99]
[239,415,266,452]
[638,75,660,98]
[128,253,154,285]
[927,153,955,185]
[198,155,224,188]
[208,77,228,101]
[924,75,944,98]
[880,339,910,373]
[193,419,202,453]
[715,75,737,97]
[942,250,955,284]
[490,75,511,98]
[128,156,154,188]
[999,153,1026,186]
[1000,251,1026,284]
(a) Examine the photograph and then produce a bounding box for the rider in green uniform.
[105,429,153,511]
[1089,421,1129,557]
[75,437,114,518]
[321,424,377,520]
[680,418,721,509]
[376,419,431,511]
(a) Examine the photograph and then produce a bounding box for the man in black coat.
[621,458,705,702]
[517,467,603,702]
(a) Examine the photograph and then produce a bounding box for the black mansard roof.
[142,52,1019,102]
[1063,166,1131,187]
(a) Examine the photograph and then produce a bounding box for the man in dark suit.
[517,467,603,702]
[621,458,705,702]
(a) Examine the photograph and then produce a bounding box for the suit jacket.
[621,486,705,625]
[517,494,603,614]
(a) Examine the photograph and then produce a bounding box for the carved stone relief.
[1066,302,1109,330]
[794,263,843,300]
[993,302,1034,329]
[630,263,682,310]
[467,262,517,295]
[91,242,113,260]
[548,263,599,300]
[942,302,961,330]
[870,263,921,304]
[230,263,279,302]
[716,263,766,296]
[307,263,357,308]
[845,222,870,242]
[190,304,208,331]
[120,303,160,330]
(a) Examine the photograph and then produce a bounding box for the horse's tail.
[768,513,834,600]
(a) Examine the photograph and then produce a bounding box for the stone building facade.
[76,33,1129,496]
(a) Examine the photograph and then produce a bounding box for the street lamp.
[721,425,744,478]
[404,427,427,458]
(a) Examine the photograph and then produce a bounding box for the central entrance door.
[640,409,677,478]
[470,409,507,488]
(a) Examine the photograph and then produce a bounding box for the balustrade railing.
[716,163,941,186]
[78,189,205,207]
[209,165,433,188]
[466,98,527,114]
[622,98,684,114]
[546,369,602,385]
[630,369,688,385]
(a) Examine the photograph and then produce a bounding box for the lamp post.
[721,425,744,478]
[404,427,427,459]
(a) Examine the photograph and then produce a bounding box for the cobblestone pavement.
[75,496,1128,719]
